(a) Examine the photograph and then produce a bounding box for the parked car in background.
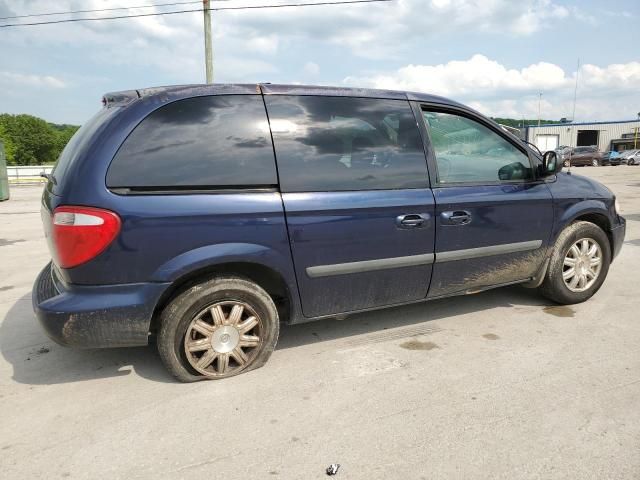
[555,146,571,163]
[620,149,640,165]
[564,146,603,167]
[619,149,637,164]
[601,151,621,166]
[32,83,626,381]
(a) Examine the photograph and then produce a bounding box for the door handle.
[396,213,430,229]
[441,210,472,225]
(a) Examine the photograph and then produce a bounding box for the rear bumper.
[611,216,626,260]
[32,262,170,348]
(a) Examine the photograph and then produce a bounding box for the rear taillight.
[51,206,121,268]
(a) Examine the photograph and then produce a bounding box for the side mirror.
[498,161,526,180]
[542,151,562,176]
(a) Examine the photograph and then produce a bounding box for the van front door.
[418,107,554,298]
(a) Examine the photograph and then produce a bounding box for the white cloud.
[216,0,573,59]
[0,71,66,88]
[345,55,640,121]
[0,0,634,124]
[0,0,580,79]
[346,55,569,95]
[510,1,569,35]
[303,61,320,76]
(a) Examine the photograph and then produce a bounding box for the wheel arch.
[147,242,301,334]
[572,212,614,256]
[555,204,614,256]
[150,261,294,335]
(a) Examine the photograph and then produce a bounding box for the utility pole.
[567,58,580,169]
[537,92,542,127]
[203,0,213,83]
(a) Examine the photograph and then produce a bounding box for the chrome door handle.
[396,213,430,229]
[441,210,471,225]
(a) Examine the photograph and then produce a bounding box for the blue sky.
[0,0,638,125]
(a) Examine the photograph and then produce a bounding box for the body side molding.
[436,240,543,263]
[306,253,435,278]
[305,240,543,278]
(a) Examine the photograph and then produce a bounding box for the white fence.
[7,165,53,184]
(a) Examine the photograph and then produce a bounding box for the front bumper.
[32,262,170,348]
[611,216,626,260]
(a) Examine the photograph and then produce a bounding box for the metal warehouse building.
[525,120,640,153]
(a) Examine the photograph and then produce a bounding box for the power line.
[0,0,393,28]
[0,8,202,28]
[214,0,392,11]
[0,1,202,21]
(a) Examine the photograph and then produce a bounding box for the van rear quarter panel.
[48,90,303,323]
[62,192,295,284]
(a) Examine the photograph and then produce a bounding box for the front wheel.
[157,277,279,382]
[629,159,636,166]
[563,160,570,168]
[538,221,610,304]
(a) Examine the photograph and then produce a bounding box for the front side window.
[423,110,533,184]
[265,96,428,192]
[107,95,276,188]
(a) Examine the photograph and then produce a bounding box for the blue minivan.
[33,84,626,381]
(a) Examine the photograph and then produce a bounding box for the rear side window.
[265,96,428,192]
[107,95,276,188]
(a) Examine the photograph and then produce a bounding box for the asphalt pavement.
[1,166,639,479]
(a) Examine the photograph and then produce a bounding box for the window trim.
[414,102,542,188]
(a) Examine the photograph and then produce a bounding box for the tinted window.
[423,111,532,184]
[265,96,428,192]
[107,95,276,188]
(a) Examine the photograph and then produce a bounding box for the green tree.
[51,124,80,159]
[0,114,78,165]
[0,122,17,164]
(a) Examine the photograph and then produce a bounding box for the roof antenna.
[567,58,580,175]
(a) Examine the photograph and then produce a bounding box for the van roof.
[102,83,463,108]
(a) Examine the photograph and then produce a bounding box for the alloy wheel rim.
[562,237,602,293]
[184,300,262,377]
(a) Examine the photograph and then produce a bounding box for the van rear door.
[265,94,435,318]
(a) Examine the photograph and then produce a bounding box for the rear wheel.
[539,221,610,304]
[158,277,279,382]
[591,158,599,167]
[563,160,570,168]
[629,159,636,166]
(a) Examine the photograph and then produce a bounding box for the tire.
[157,276,279,382]
[629,159,635,166]
[591,158,599,167]
[538,221,611,305]
[563,160,570,168]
